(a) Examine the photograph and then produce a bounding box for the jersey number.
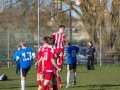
[44,52,48,60]
[71,50,76,57]
[22,52,32,61]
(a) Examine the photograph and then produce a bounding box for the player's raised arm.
[79,48,86,57]
[51,32,55,38]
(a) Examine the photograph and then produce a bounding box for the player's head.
[48,37,55,46]
[66,40,71,46]
[88,41,93,46]
[20,40,27,47]
[42,36,50,44]
[58,25,65,33]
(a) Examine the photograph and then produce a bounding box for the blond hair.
[20,40,27,47]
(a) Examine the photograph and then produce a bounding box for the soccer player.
[64,40,85,88]
[35,36,50,90]
[14,45,21,75]
[36,37,62,90]
[51,25,66,88]
[16,40,36,90]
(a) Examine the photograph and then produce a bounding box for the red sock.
[42,85,47,90]
[37,80,41,86]
[48,83,52,89]
[57,76,62,84]
[46,87,49,90]
[52,85,58,90]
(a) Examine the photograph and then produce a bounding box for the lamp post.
[100,26,102,67]
[68,2,72,41]
[38,0,40,50]
[7,29,10,68]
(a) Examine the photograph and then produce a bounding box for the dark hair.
[42,36,50,43]
[59,25,65,29]
[66,40,71,46]
[48,37,55,45]
[89,41,93,46]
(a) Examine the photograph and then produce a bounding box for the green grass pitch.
[0,65,120,90]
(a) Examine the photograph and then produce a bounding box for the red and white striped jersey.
[51,32,66,49]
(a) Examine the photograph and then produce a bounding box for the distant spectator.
[86,41,96,70]
[13,45,21,75]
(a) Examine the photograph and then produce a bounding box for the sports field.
[0,65,120,90]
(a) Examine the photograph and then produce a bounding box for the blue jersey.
[17,47,35,69]
[65,46,79,64]
[13,50,19,60]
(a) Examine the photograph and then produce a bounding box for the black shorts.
[20,68,30,77]
[67,63,77,70]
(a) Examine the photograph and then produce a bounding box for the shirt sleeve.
[30,49,35,57]
[32,52,35,57]
[63,34,66,41]
[65,47,68,54]
[50,48,55,59]
[16,50,21,60]
[51,33,55,38]
[93,46,96,54]
[13,51,17,60]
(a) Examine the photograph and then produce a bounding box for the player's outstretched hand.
[34,63,37,68]
[58,68,62,72]
[84,54,86,57]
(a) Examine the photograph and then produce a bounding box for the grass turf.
[0,65,120,90]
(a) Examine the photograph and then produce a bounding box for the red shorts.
[44,72,55,80]
[55,48,64,55]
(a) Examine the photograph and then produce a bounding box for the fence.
[0,27,120,67]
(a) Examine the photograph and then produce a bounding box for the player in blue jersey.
[16,40,36,90]
[64,40,85,88]
[13,45,21,75]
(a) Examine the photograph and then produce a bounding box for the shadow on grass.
[5,85,37,89]
[71,84,120,89]
[0,86,20,89]
[26,85,37,87]
[0,79,13,81]
[1,79,20,81]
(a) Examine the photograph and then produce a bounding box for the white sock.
[73,71,77,82]
[67,72,70,84]
[21,79,25,90]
